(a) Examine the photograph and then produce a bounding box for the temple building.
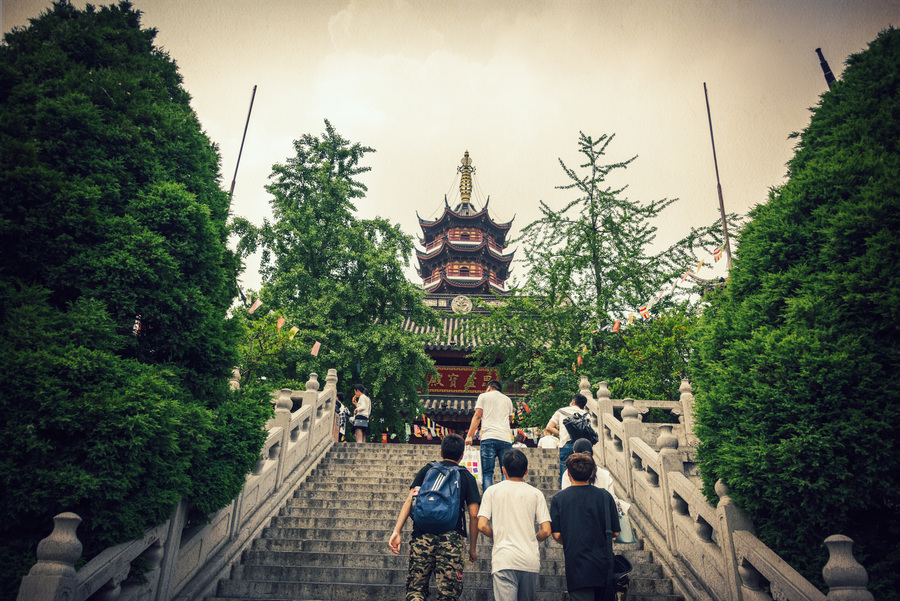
[403,151,524,443]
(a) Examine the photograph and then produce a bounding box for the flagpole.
[229,85,257,198]
[703,83,733,271]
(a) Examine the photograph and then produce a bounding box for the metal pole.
[229,85,257,198]
[816,48,836,89]
[703,82,733,271]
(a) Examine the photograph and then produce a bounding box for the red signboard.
[427,366,500,395]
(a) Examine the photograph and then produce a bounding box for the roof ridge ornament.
[458,150,474,206]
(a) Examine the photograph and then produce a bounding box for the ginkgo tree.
[462,132,734,421]
[233,121,439,438]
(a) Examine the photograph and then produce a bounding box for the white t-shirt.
[537,435,559,449]
[475,389,514,442]
[561,467,615,497]
[549,406,588,446]
[477,480,551,574]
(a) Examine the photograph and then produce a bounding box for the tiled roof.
[420,396,478,416]
[402,314,479,351]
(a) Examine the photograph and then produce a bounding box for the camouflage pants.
[406,531,465,601]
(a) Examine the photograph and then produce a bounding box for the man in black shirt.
[550,452,620,601]
[389,434,481,601]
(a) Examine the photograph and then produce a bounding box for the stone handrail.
[579,375,874,601]
[17,370,339,601]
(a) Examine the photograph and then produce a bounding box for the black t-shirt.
[550,485,620,591]
[410,460,481,539]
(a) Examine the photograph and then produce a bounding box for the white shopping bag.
[461,447,481,485]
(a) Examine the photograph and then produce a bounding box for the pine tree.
[0,3,269,595]
[691,28,900,598]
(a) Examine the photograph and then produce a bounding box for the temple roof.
[416,207,514,232]
[402,293,510,350]
[415,239,515,263]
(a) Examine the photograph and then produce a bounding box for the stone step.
[221,566,676,596]
[247,538,653,565]
[301,474,561,486]
[211,443,684,601]
[240,549,663,579]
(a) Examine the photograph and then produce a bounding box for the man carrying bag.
[545,393,592,486]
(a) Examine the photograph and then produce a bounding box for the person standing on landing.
[545,393,590,485]
[551,453,620,601]
[389,434,481,601]
[477,449,552,601]
[351,383,371,443]
[465,379,514,490]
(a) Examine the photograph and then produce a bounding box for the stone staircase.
[209,443,684,601]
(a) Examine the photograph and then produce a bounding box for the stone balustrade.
[17,370,339,601]
[587,378,874,601]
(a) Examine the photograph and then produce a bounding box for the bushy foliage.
[233,121,439,438]
[463,132,730,422]
[0,3,269,596]
[691,28,900,598]
[607,306,697,402]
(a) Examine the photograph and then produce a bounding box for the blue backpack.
[413,462,462,534]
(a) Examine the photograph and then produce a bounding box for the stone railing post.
[16,513,82,601]
[156,498,188,600]
[273,387,293,490]
[823,535,875,601]
[595,380,613,415]
[324,368,338,392]
[621,398,641,501]
[657,424,683,556]
[594,381,612,468]
[679,379,697,444]
[716,480,755,601]
[303,372,321,445]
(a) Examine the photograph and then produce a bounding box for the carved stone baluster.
[679,379,697,444]
[621,399,640,502]
[594,380,611,467]
[16,513,82,601]
[325,368,338,391]
[716,479,755,601]
[823,535,874,601]
[657,423,682,555]
[738,559,773,601]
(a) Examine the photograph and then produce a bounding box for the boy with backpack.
[389,433,481,601]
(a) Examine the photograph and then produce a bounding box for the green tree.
[0,3,269,596]
[690,28,900,599]
[464,132,731,420]
[233,121,438,438]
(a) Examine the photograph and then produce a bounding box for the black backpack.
[412,462,462,534]
[563,410,599,445]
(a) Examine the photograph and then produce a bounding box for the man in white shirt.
[465,380,514,490]
[545,393,589,485]
[537,428,559,449]
[477,449,552,601]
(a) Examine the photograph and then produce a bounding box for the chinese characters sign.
[426,367,500,394]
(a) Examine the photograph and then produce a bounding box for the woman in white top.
[352,383,371,443]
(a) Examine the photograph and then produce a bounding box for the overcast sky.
[3,0,897,292]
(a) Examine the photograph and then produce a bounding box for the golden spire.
[458,150,475,205]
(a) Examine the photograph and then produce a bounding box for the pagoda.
[415,151,515,296]
[404,152,525,443]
